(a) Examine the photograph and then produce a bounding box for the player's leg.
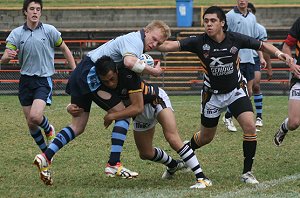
[22,105,47,152]
[31,77,56,144]
[133,126,184,178]
[33,94,91,185]
[232,96,259,184]
[253,65,263,127]
[274,82,300,146]
[93,88,137,178]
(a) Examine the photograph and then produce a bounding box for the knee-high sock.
[243,134,257,174]
[108,119,129,165]
[30,129,47,152]
[44,126,75,161]
[178,144,206,179]
[254,94,263,118]
[150,147,177,169]
[39,116,51,135]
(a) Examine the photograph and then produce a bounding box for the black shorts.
[18,75,53,106]
[240,63,255,81]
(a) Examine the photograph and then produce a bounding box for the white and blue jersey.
[5,22,62,77]
[68,30,146,96]
[226,7,258,64]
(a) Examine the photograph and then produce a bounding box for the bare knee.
[28,114,42,126]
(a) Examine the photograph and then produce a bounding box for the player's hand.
[151,61,162,77]
[66,103,84,117]
[103,113,114,128]
[4,49,18,60]
[260,59,267,69]
[291,63,300,78]
[279,53,294,66]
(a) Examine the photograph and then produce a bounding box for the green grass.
[0,0,299,8]
[0,95,300,197]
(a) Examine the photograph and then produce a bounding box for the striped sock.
[254,94,263,118]
[30,129,47,152]
[281,118,289,133]
[108,119,129,165]
[44,126,75,161]
[178,144,206,179]
[39,116,51,135]
[151,147,177,169]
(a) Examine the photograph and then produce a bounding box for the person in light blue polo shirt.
[1,0,76,153]
[248,2,273,129]
[222,0,266,132]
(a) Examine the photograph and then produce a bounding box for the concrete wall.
[0,6,299,31]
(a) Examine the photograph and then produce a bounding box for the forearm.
[62,49,76,70]
[108,105,143,121]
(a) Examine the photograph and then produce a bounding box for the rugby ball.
[139,53,154,67]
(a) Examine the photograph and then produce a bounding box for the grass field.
[0,0,299,8]
[0,95,299,197]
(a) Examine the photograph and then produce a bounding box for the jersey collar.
[233,6,249,17]
[23,22,43,31]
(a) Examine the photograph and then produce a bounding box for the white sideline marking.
[213,173,300,198]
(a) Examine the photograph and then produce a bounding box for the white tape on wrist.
[132,59,146,73]
[275,50,284,58]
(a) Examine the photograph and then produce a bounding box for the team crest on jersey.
[126,74,132,79]
[203,44,210,58]
[230,46,238,54]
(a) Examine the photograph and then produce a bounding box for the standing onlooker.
[274,17,300,146]
[248,2,273,129]
[157,6,293,184]
[1,0,76,152]
[223,0,264,132]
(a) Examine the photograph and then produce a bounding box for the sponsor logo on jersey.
[210,56,233,76]
[292,89,300,97]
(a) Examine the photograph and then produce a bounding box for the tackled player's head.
[203,6,228,31]
[95,56,119,89]
[144,20,171,52]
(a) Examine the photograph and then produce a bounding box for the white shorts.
[133,88,173,132]
[201,87,248,119]
[289,82,300,100]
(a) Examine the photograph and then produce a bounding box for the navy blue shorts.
[240,63,255,81]
[66,76,121,112]
[253,57,261,72]
[18,75,53,106]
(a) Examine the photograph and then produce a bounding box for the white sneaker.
[255,117,263,127]
[33,154,53,185]
[162,160,186,179]
[222,116,237,132]
[241,171,259,184]
[190,178,212,189]
[105,162,138,178]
